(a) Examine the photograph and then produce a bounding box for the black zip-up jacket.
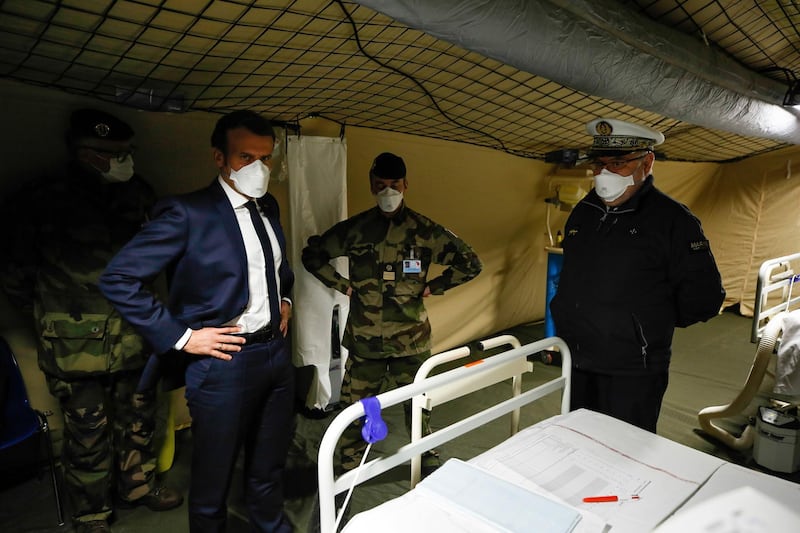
[550,176,725,374]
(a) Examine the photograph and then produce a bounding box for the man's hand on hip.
[184,326,245,361]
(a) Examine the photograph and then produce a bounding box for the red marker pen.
[582,495,640,503]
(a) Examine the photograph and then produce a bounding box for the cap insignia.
[595,121,613,136]
[94,122,110,138]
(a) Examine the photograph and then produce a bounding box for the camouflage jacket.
[0,165,156,378]
[302,205,482,359]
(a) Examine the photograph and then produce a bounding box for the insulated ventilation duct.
[355,0,800,145]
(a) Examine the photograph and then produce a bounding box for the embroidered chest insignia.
[689,240,710,252]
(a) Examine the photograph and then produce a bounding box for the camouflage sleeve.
[301,220,352,295]
[425,224,482,295]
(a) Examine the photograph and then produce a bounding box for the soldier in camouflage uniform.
[0,109,182,532]
[302,152,482,472]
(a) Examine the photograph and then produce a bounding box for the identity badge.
[403,259,422,274]
[403,245,422,274]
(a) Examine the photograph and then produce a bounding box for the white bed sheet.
[343,409,731,533]
[677,461,800,513]
[343,461,606,533]
[343,458,597,533]
[653,486,800,533]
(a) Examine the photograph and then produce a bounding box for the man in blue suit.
[100,110,295,533]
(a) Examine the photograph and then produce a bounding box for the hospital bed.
[698,252,800,450]
[751,252,800,343]
[317,335,800,533]
[318,336,571,533]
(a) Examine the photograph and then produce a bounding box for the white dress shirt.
[173,177,285,349]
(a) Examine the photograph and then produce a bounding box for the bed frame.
[751,251,800,343]
[698,251,800,450]
[409,334,530,487]
[317,336,572,533]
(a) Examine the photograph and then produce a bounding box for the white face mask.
[101,157,135,183]
[229,160,270,198]
[375,187,403,212]
[594,168,635,202]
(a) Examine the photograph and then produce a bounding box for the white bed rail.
[409,344,472,488]
[476,335,527,433]
[409,335,528,487]
[317,336,572,533]
[752,251,800,343]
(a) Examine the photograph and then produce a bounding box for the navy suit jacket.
[100,179,294,389]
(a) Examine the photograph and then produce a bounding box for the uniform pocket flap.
[40,313,108,340]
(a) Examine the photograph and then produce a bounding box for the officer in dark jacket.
[0,109,182,532]
[550,118,725,433]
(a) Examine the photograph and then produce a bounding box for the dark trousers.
[569,367,669,433]
[185,338,295,533]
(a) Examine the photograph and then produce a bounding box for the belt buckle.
[248,325,273,344]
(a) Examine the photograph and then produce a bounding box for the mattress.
[342,409,726,533]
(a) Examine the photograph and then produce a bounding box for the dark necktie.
[245,200,281,336]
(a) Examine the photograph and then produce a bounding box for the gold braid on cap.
[592,136,654,150]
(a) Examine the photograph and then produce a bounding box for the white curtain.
[287,135,349,409]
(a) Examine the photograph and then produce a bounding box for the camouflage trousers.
[46,371,158,524]
[339,351,432,471]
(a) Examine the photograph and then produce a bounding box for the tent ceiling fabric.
[0,0,797,163]
[364,0,800,141]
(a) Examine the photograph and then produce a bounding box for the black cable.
[334,0,515,156]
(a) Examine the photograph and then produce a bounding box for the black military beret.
[370,152,406,180]
[69,108,134,142]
